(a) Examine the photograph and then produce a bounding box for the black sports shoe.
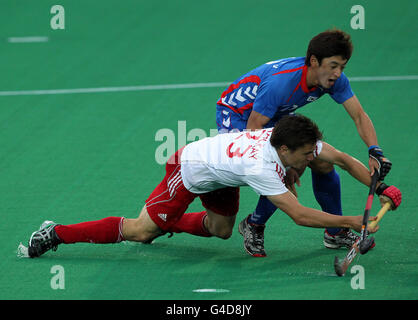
[238,215,266,257]
[28,221,62,258]
[324,228,363,249]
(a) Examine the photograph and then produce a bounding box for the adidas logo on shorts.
[158,213,167,222]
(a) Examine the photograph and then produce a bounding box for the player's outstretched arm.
[266,192,378,233]
[342,95,392,179]
[342,95,377,147]
[317,142,372,187]
[316,142,401,209]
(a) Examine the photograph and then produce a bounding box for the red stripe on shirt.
[220,75,261,98]
[272,66,304,76]
[300,65,317,93]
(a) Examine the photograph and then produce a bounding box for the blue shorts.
[216,105,287,132]
[216,105,247,133]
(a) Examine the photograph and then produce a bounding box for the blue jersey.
[216,57,354,129]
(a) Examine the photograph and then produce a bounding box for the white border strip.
[7,36,49,43]
[0,76,417,97]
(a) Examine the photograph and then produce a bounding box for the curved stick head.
[359,237,375,255]
[334,256,345,277]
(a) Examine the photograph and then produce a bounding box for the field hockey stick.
[358,170,380,254]
[368,201,392,229]
[333,201,391,277]
[334,171,380,277]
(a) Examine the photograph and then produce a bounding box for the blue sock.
[311,169,342,235]
[248,196,277,225]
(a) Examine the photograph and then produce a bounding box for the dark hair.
[270,114,322,150]
[305,29,353,66]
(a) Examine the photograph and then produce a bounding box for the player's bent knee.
[214,232,232,240]
[122,208,162,243]
[136,232,160,243]
[205,210,235,240]
[126,227,159,243]
[211,227,233,240]
[122,219,155,242]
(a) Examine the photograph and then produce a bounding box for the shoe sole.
[323,240,375,250]
[323,240,342,249]
[324,240,376,250]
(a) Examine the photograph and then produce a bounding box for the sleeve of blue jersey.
[330,73,355,104]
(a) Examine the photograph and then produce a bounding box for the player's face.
[281,143,316,170]
[314,56,347,89]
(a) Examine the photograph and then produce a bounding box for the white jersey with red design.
[180,128,322,196]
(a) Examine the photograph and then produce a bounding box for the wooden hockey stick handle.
[369,202,391,228]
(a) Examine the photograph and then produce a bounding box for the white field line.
[0,82,231,97]
[0,75,417,97]
[348,75,418,82]
[7,36,49,43]
[192,289,230,293]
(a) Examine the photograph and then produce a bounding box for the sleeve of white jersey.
[244,172,288,196]
[314,140,323,157]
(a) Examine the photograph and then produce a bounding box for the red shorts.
[146,148,240,230]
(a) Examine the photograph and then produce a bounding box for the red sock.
[169,211,212,237]
[55,217,125,244]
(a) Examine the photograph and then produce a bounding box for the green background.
[0,0,417,300]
